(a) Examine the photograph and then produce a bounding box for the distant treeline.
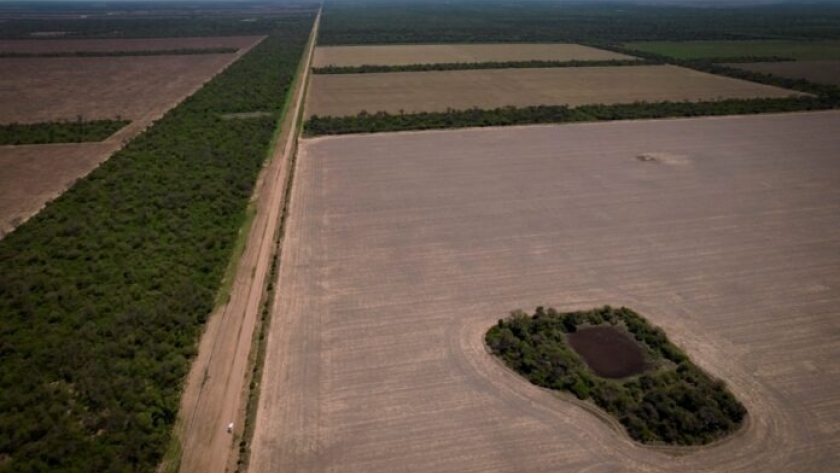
[319,2,840,45]
[312,58,650,74]
[0,47,238,58]
[304,96,834,136]
[487,306,747,445]
[0,13,314,473]
[694,56,796,64]
[0,119,128,145]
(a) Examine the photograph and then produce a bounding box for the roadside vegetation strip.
[304,96,834,136]
[0,48,239,58]
[0,119,128,145]
[487,306,747,446]
[312,59,650,74]
[0,14,313,473]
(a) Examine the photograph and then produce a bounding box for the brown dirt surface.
[0,35,263,54]
[725,60,840,87]
[250,111,840,473]
[0,54,239,124]
[0,142,118,236]
[172,12,319,473]
[306,65,806,118]
[567,326,650,379]
[0,38,261,237]
[312,43,636,67]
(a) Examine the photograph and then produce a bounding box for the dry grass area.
[251,111,840,473]
[0,35,263,54]
[0,142,118,235]
[726,60,840,87]
[306,65,805,117]
[312,43,635,67]
[0,54,238,124]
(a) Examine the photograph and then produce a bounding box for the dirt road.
[173,11,320,473]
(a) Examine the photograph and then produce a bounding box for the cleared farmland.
[306,65,805,117]
[0,35,262,54]
[312,43,635,67]
[726,60,840,87]
[251,111,840,473]
[0,142,118,236]
[0,54,241,124]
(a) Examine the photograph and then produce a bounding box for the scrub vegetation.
[486,306,747,446]
[0,119,128,145]
[0,13,314,473]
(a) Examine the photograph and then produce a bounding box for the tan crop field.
[312,43,635,67]
[0,35,263,54]
[0,142,118,236]
[726,60,840,87]
[0,54,238,124]
[306,65,805,117]
[251,111,840,473]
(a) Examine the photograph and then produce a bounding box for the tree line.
[0,118,128,145]
[486,306,747,446]
[304,96,835,136]
[312,59,650,74]
[0,13,314,473]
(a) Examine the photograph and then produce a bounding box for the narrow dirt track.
[173,11,319,473]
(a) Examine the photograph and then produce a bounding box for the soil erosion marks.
[567,326,650,379]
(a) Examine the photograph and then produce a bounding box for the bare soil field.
[725,60,840,87]
[0,142,118,236]
[306,65,805,117]
[251,111,840,473]
[0,54,238,124]
[0,39,259,236]
[313,43,635,67]
[0,35,262,54]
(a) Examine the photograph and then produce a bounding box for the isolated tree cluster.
[486,306,747,446]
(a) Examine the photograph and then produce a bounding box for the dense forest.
[486,306,747,446]
[0,48,237,58]
[304,95,834,136]
[312,58,648,74]
[0,13,314,473]
[0,119,127,145]
[319,2,840,45]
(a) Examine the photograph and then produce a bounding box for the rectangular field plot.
[727,60,840,87]
[0,36,263,54]
[251,112,840,473]
[312,43,635,67]
[0,54,237,124]
[627,40,840,60]
[306,65,804,117]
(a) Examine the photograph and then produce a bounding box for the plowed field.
[306,65,805,117]
[0,35,262,54]
[726,60,840,87]
[251,111,840,473]
[313,43,635,67]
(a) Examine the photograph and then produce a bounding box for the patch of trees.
[486,306,747,446]
[304,96,835,136]
[0,48,238,58]
[0,119,128,145]
[319,2,840,45]
[0,13,314,473]
[312,59,651,74]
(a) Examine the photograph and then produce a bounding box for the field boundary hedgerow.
[312,58,650,74]
[0,12,315,473]
[0,48,238,58]
[0,119,128,145]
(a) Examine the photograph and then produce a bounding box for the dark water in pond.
[567,326,650,379]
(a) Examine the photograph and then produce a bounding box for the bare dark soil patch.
[567,326,650,378]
